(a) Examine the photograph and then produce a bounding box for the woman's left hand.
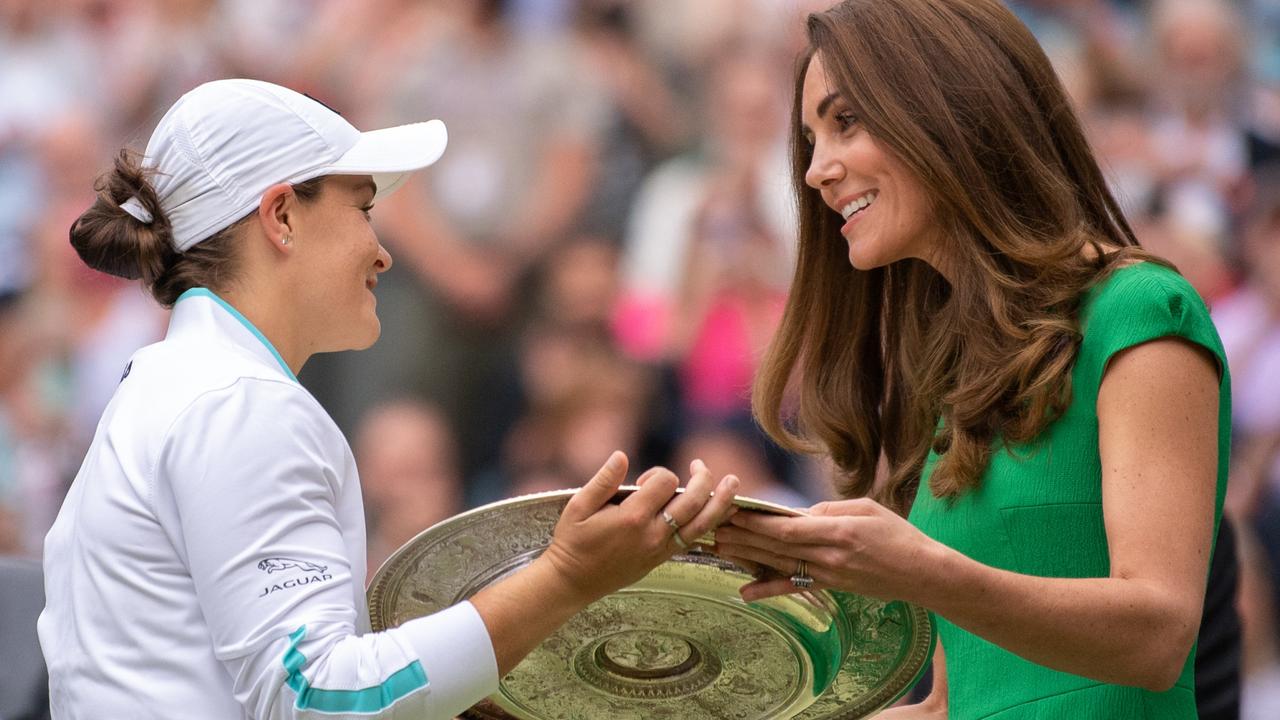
[714,497,944,603]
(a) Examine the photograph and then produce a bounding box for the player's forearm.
[469,555,595,676]
[916,543,1199,691]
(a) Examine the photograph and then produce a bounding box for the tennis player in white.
[38,79,740,719]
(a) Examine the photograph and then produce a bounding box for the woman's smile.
[837,189,879,235]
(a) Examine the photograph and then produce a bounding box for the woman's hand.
[540,452,740,604]
[713,497,944,603]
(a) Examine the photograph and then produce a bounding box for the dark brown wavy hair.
[752,0,1169,514]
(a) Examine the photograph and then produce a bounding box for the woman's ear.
[257,183,296,251]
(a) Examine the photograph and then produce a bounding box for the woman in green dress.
[712,1,1230,718]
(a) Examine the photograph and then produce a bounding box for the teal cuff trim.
[282,626,429,714]
[175,288,297,381]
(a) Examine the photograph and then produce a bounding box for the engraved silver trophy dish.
[367,489,934,720]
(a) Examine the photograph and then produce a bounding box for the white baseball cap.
[121,79,447,252]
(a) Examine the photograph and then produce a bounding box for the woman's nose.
[805,143,844,191]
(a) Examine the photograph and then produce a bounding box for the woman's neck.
[215,286,308,376]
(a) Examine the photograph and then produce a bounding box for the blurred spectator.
[505,383,647,497]
[283,0,454,115]
[535,235,620,333]
[67,0,235,138]
[0,0,89,142]
[1218,167,1280,571]
[615,42,794,375]
[1135,0,1248,300]
[671,178,790,422]
[615,41,794,448]
[377,0,606,300]
[221,0,347,87]
[631,0,798,82]
[1149,0,1250,193]
[571,0,692,241]
[1084,71,1158,222]
[673,421,811,510]
[355,399,464,581]
[465,237,625,483]
[0,292,69,558]
[1215,162,1280,717]
[497,327,651,499]
[461,234,654,500]
[1007,0,1147,110]
[1245,0,1280,171]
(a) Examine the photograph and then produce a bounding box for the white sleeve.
[152,378,499,719]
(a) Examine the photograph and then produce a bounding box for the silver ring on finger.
[660,509,681,533]
[661,510,690,550]
[790,559,814,589]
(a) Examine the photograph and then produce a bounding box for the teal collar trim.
[282,625,429,713]
[175,288,298,381]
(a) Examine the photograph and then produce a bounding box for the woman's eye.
[361,205,374,221]
[835,111,859,131]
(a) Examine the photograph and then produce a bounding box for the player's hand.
[540,452,739,604]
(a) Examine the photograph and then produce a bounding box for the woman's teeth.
[840,191,878,220]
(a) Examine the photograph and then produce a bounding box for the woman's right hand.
[539,451,740,604]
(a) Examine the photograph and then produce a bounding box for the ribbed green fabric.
[907,262,1231,719]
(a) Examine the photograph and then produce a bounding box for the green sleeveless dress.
[907,262,1231,719]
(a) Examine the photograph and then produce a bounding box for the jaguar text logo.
[256,557,333,598]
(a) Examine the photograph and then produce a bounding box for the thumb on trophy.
[563,450,629,519]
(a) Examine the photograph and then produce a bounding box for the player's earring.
[281,234,292,246]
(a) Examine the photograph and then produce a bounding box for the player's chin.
[349,317,383,350]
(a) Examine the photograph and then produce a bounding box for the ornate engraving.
[595,631,700,678]
[517,591,799,714]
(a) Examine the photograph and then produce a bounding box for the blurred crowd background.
[1,0,1279,716]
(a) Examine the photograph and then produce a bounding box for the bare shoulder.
[1101,335,1221,394]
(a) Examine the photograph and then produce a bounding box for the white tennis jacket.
[39,288,498,719]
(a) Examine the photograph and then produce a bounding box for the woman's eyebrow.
[816,92,840,119]
[358,179,377,201]
[801,92,841,137]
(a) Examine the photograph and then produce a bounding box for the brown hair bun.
[69,149,176,283]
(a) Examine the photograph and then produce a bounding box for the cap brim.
[323,119,447,199]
